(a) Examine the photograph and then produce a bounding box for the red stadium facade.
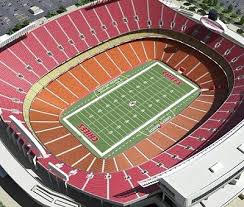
[0,0,243,207]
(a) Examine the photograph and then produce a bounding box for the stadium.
[0,0,244,207]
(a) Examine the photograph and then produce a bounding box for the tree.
[236,9,241,15]
[198,9,207,15]
[200,3,209,10]
[207,0,212,6]
[227,4,233,13]
[213,0,218,6]
[76,0,95,6]
[237,28,243,34]
[45,11,57,18]
[183,2,191,6]
[57,6,66,14]
[22,20,30,27]
[240,16,244,25]
[230,12,237,18]
[188,6,196,11]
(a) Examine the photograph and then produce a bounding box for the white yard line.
[64,62,159,118]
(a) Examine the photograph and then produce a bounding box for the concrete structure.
[156,120,244,207]
[0,1,244,207]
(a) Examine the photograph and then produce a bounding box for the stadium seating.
[33,37,232,203]
[0,0,243,205]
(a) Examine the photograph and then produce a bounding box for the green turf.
[61,61,200,158]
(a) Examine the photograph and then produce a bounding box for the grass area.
[61,61,200,158]
[45,6,67,18]
[75,0,96,6]
[7,20,30,35]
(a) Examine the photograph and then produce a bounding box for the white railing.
[31,185,80,207]
[9,115,48,158]
[81,0,114,9]
[0,23,36,48]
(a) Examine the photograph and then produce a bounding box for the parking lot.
[0,0,79,35]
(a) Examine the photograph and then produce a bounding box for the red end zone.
[162,71,182,85]
[79,123,99,142]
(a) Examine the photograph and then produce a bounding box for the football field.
[61,61,200,158]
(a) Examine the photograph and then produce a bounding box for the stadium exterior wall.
[158,119,244,207]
